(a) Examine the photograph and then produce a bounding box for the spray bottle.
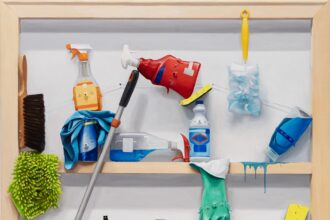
[121,44,201,99]
[110,132,190,162]
[66,43,102,111]
[189,100,210,162]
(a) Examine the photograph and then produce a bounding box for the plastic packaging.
[189,100,210,162]
[110,132,189,162]
[228,63,261,116]
[266,107,312,162]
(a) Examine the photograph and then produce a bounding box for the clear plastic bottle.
[189,100,210,162]
[66,43,102,111]
[110,132,184,162]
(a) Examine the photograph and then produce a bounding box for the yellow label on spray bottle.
[73,80,102,111]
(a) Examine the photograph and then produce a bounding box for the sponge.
[8,152,62,220]
[285,204,309,220]
[180,83,212,106]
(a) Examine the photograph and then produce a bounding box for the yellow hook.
[240,9,250,62]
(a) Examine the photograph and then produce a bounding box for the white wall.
[21,19,312,220]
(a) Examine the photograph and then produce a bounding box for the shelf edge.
[59,161,312,175]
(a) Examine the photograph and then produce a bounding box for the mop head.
[8,152,62,220]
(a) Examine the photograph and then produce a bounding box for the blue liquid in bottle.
[78,119,98,161]
[110,149,155,162]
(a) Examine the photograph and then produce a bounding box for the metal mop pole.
[75,70,139,220]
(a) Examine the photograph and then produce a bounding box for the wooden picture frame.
[0,0,329,219]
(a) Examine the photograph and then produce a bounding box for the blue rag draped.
[60,110,115,170]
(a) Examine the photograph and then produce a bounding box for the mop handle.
[75,70,139,220]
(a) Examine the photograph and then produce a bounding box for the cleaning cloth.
[60,110,115,170]
[190,159,230,220]
[8,152,62,220]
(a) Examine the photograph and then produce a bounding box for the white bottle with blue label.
[189,100,210,162]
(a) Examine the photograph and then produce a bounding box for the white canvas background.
[20,19,311,220]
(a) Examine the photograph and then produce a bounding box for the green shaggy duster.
[8,152,62,220]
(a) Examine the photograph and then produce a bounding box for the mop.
[75,70,139,220]
[227,9,261,116]
[8,152,62,220]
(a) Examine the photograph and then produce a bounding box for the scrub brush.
[18,55,45,152]
[8,152,62,220]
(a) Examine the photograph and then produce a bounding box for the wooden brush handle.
[18,55,27,148]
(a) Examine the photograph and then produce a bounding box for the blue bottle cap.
[196,100,204,105]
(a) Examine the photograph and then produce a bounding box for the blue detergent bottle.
[266,107,312,162]
[78,119,99,161]
[189,100,210,162]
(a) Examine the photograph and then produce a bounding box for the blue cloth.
[228,63,261,116]
[60,110,115,170]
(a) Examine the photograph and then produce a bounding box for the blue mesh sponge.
[228,63,261,116]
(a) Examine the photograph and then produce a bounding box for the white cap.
[121,44,140,69]
[266,147,280,162]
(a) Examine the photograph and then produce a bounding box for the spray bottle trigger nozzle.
[172,153,184,162]
[172,134,190,162]
[71,49,79,59]
[66,43,92,61]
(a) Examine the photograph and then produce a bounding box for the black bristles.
[23,94,45,152]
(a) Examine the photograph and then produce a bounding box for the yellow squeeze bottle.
[67,44,102,111]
